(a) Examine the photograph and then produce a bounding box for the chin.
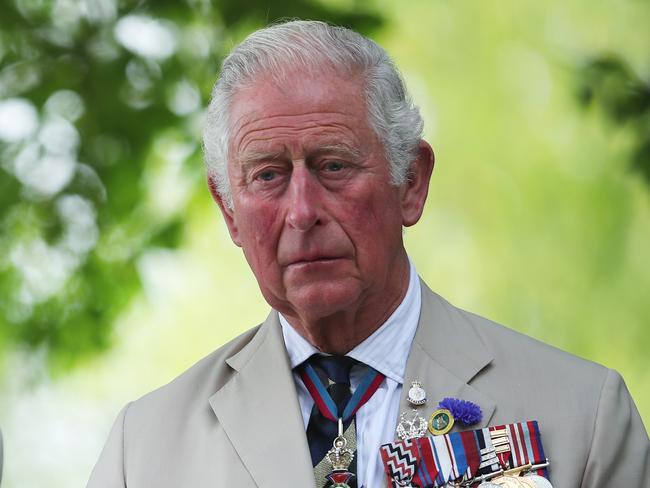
[285,281,362,319]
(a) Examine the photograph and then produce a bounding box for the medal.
[381,421,553,488]
[485,461,550,488]
[458,429,481,480]
[396,409,428,440]
[325,419,355,488]
[379,438,419,488]
[525,474,553,487]
[475,427,500,475]
[517,478,538,488]
[489,426,511,469]
[427,408,454,435]
[490,475,529,487]
[425,397,482,437]
[487,474,539,488]
[407,381,427,406]
[444,432,469,481]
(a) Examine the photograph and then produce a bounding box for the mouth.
[284,255,347,269]
[289,256,343,266]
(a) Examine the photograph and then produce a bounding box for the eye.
[256,169,276,181]
[323,160,345,172]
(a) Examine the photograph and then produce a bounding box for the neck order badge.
[299,360,385,488]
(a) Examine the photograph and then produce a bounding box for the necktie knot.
[309,354,358,386]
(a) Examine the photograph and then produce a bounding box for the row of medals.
[397,381,553,488]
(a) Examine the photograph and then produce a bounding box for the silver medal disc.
[524,474,553,488]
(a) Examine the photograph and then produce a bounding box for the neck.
[283,257,411,354]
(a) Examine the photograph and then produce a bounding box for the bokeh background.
[0,0,649,486]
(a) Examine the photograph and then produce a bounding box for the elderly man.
[88,21,648,488]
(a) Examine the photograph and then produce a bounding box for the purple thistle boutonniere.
[438,397,482,426]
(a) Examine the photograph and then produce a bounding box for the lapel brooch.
[396,381,429,440]
[428,397,482,435]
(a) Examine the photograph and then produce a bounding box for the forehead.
[228,70,375,157]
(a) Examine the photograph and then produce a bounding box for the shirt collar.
[280,258,421,385]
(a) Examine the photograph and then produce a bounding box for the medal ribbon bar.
[380,420,551,488]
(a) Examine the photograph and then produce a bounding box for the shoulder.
[124,323,263,422]
[418,283,613,429]
[92,320,274,484]
[421,286,649,485]
[423,284,609,382]
[471,307,604,376]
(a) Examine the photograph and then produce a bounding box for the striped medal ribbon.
[475,428,501,476]
[488,425,512,469]
[381,430,480,487]
[495,421,548,478]
[379,438,420,488]
[416,431,473,486]
[459,430,482,480]
[298,363,385,422]
[380,421,551,487]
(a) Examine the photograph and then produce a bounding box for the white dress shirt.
[280,259,421,488]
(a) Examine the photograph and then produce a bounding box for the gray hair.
[202,20,424,208]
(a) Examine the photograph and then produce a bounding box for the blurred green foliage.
[578,55,650,183]
[0,0,382,371]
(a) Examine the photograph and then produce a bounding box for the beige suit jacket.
[87,282,649,487]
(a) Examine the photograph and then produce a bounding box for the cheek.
[348,190,402,231]
[237,201,283,262]
[345,194,403,255]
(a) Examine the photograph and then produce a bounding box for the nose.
[286,166,323,231]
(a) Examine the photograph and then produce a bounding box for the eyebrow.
[237,149,287,175]
[238,143,363,170]
[309,143,363,161]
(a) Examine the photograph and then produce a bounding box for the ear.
[208,175,242,247]
[401,140,435,227]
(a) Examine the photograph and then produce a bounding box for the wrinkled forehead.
[236,67,364,107]
[227,67,371,152]
[244,55,361,87]
[231,61,365,113]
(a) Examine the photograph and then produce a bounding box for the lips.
[278,236,353,269]
[285,255,345,266]
[280,249,350,268]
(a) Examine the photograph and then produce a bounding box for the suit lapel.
[209,313,314,487]
[399,281,496,429]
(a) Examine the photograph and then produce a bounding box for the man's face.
[214,69,431,323]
